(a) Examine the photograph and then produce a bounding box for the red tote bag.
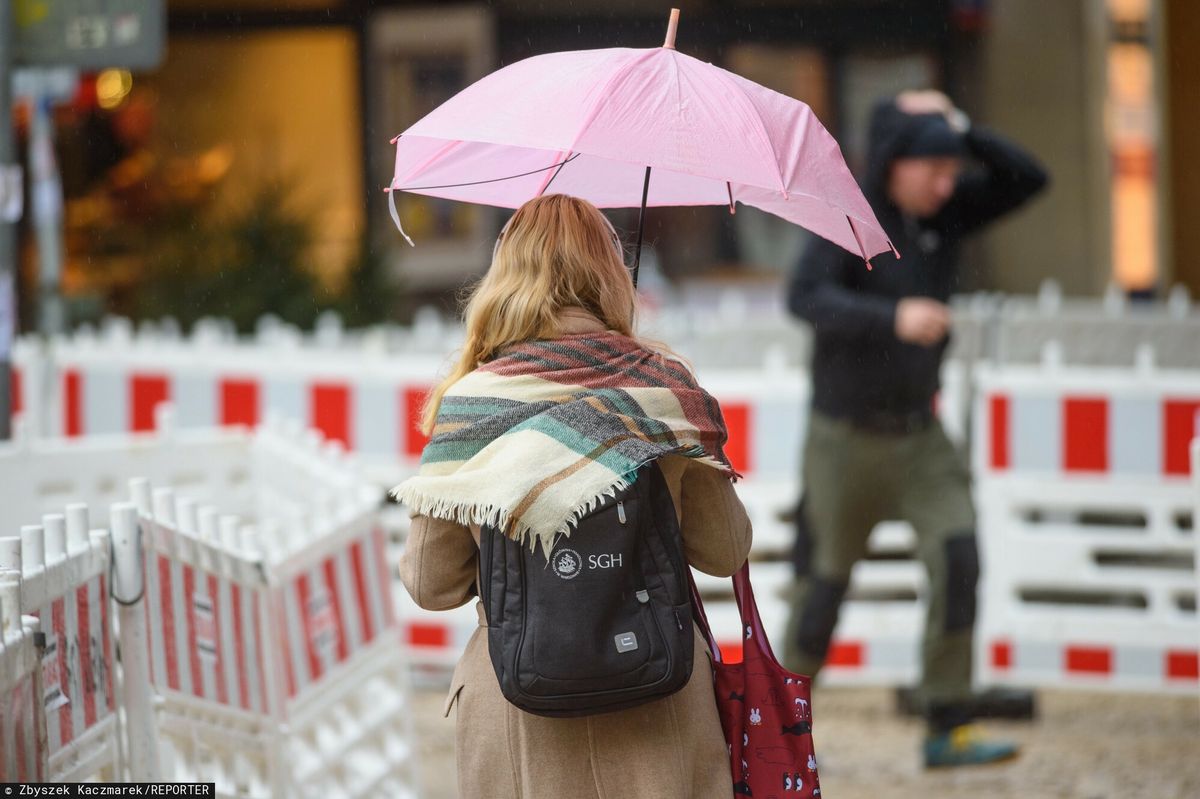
[691,563,823,798]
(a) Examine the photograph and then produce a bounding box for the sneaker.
[923,724,1020,769]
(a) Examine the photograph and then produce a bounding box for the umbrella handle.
[663,8,680,49]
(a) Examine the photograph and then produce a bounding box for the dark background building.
[16,0,1194,329]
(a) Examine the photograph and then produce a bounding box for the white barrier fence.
[0,508,120,782]
[1,605,46,781]
[973,363,1199,693]
[0,414,417,795]
[7,284,1199,698]
[400,362,1200,695]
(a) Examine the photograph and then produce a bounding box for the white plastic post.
[195,506,219,573]
[1102,282,1126,316]
[218,515,240,553]
[154,403,176,437]
[240,525,261,560]
[258,520,282,563]
[65,503,89,554]
[0,570,20,635]
[42,514,66,564]
[0,536,20,573]
[1036,279,1062,314]
[20,525,45,575]
[176,497,199,536]
[129,478,153,517]
[1134,343,1156,373]
[1167,284,1191,318]
[152,487,177,526]
[198,506,219,542]
[110,502,161,780]
[1040,340,1064,370]
[10,413,29,447]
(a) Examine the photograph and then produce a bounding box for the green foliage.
[133,180,327,334]
[327,237,408,328]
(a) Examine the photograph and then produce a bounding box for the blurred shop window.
[724,45,832,275]
[1106,0,1159,295]
[46,26,377,332]
[840,52,937,176]
[367,6,497,294]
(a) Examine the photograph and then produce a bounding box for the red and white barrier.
[1,411,417,794]
[0,615,44,783]
[0,508,120,781]
[10,294,1200,702]
[978,364,1200,479]
[9,311,976,489]
[24,329,440,485]
[120,419,414,796]
[137,500,272,719]
[995,281,1200,369]
[270,525,395,704]
[974,365,1200,694]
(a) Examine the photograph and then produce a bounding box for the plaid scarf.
[390,331,735,554]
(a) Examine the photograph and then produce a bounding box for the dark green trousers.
[783,410,980,713]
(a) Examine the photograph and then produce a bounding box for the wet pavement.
[411,684,1200,798]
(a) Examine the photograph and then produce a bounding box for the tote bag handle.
[688,561,778,665]
[687,567,722,664]
[731,561,780,664]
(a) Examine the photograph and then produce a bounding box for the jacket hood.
[862,99,963,205]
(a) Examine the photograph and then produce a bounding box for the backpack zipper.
[617,501,627,524]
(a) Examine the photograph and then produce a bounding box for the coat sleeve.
[398,514,478,611]
[678,461,753,577]
[938,125,1049,236]
[787,235,898,340]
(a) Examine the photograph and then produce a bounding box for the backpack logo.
[552,548,583,580]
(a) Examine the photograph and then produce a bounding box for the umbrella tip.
[663,8,680,49]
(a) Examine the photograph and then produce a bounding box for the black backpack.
[479,461,694,717]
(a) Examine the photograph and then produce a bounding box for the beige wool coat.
[398,318,753,799]
[401,457,752,799]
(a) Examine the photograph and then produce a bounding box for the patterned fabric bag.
[691,564,823,798]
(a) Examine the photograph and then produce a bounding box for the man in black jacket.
[784,90,1047,768]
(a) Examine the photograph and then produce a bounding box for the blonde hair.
[421,194,637,434]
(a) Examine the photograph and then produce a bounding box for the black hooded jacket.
[787,100,1048,424]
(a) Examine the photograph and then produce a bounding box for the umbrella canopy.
[388,36,895,266]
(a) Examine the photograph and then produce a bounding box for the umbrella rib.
[535,151,573,196]
[394,153,582,192]
[564,49,661,157]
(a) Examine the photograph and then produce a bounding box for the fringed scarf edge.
[390,447,733,556]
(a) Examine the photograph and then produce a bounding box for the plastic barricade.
[118,419,416,797]
[995,281,1200,369]
[0,405,252,536]
[11,301,989,483]
[1,613,45,783]
[973,364,1200,693]
[0,509,119,781]
[33,325,442,487]
[1,411,418,794]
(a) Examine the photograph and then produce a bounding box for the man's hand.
[896,89,954,116]
[896,90,970,133]
[895,297,951,346]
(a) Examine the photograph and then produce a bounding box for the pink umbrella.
[387,9,896,281]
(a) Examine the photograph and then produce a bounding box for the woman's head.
[471,194,634,347]
[422,194,635,432]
